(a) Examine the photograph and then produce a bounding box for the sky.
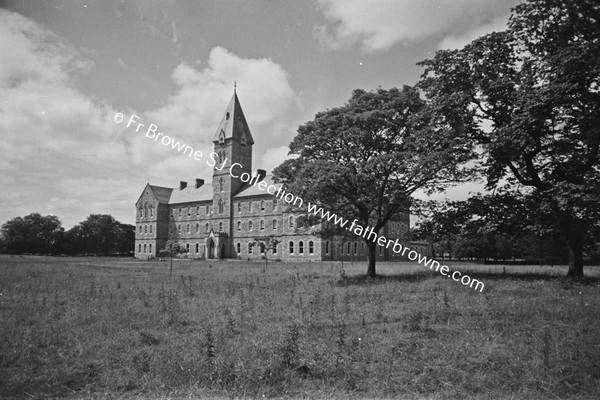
[0,0,520,229]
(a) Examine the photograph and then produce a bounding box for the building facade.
[134,91,411,261]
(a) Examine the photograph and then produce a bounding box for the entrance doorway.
[207,239,215,259]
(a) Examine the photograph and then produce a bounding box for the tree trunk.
[560,215,585,278]
[565,231,584,278]
[367,241,377,278]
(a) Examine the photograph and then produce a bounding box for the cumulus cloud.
[314,0,518,51]
[438,13,510,50]
[0,10,298,228]
[0,10,134,227]
[141,46,299,181]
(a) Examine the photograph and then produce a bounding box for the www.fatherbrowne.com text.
[116,112,485,292]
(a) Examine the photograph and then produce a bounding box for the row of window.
[139,205,154,219]
[139,243,153,253]
[139,224,153,234]
[170,222,223,235]
[168,216,298,236]
[170,198,280,220]
[139,239,394,257]
[389,222,407,234]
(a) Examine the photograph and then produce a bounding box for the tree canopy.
[274,85,473,277]
[418,0,600,276]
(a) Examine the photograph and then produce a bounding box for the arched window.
[219,222,223,232]
[325,241,329,254]
[237,202,241,213]
[347,242,351,255]
[219,177,224,192]
[205,223,209,233]
[196,206,200,215]
[144,206,148,218]
[218,199,224,214]
[139,225,142,234]
[186,243,190,253]
[150,225,153,234]
[260,200,265,211]
[138,244,142,253]
[273,219,278,229]
[273,198,277,209]
[236,242,241,254]
[309,241,314,255]
[273,243,277,254]
[149,243,152,254]
[260,219,265,230]
[187,207,191,217]
[187,224,190,234]
[143,243,147,253]
[178,208,182,217]
[249,201,253,212]
[248,242,253,254]
[237,221,241,231]
[196,223,200,233]
[139,208,143,218]
[150,207,154,218]
[354,242,358,255]
[260,243,265,254]
[248,221,253,230]
[144,225,147,233]
[299,241,304,254]
[195,243,199,253]
[206,205,210,215]
[379,246,383,256]
[289,241,294,254]
[289,216,295,228]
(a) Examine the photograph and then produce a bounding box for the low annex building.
[134,90,411,261]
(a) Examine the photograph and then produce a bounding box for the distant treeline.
[0,213,134,256]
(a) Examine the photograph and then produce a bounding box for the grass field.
[1,255,599,399]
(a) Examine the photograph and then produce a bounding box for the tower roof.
[212,90,254,145]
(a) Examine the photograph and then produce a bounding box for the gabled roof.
[168,183,214,204]
[136,183,173,205]
[233,174,282,198]
[212,90,254,145]
[150,185,173,203]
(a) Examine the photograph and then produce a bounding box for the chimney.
[179,181,187,190]
[195,178,205,189]
[257,169,266,181]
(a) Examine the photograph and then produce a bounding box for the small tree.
[252,236,281,269]
[162,240,183,277]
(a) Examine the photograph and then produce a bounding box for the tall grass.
[0,255,599,399]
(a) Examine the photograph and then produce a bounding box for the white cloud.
[0,10,299,228]
[438,13,510,50]
[257,146,293,175]
[315,0,518,52]
[141,46,300,182]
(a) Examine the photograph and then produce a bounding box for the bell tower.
[210,87,254,255]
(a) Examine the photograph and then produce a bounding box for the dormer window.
[219,129,225,144]
[225,112,230,120]
[240,133,247,145]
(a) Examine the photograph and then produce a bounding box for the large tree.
[0,213,64,254]
[65,214,134,255]
[274,86,473,277]
[418,0,600,277]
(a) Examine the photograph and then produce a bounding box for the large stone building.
[134,90,414,261]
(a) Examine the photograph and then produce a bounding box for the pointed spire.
[212,89,254,145]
